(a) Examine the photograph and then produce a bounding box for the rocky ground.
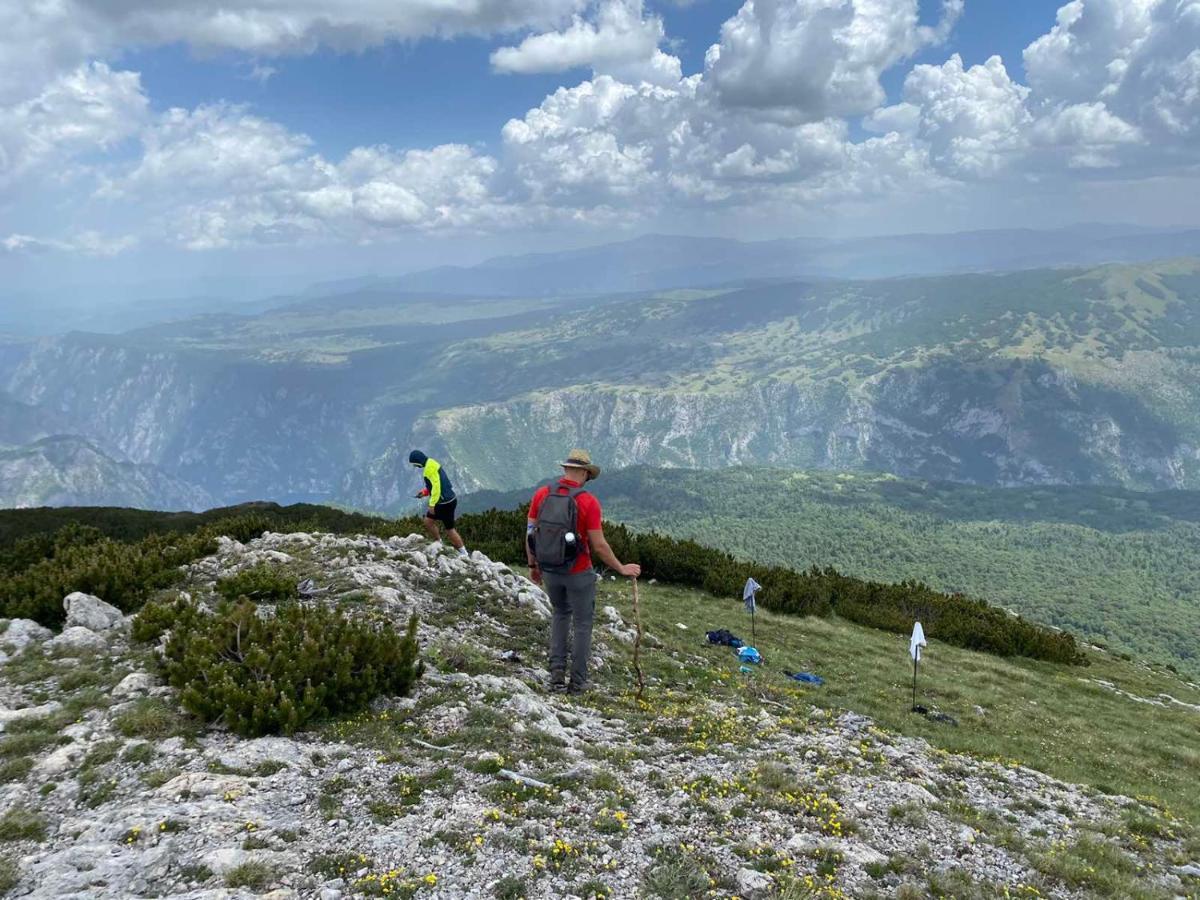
[1,532,1197,899]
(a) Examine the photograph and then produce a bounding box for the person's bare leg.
[423,518,440,541]
[445,528,465,550]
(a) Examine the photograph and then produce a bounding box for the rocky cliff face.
[1,532,1194,898]
[410,355,1199,494]
[0,436,213,510]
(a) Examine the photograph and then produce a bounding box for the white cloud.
[703,0,963,121]
[1023,0,1158,106]
[6,0,1200,258]
[101,106,515,249]
[893,54,1031,178]
[499,71,940,221]
[1029,101,1141,168]
[491,0,678,86]
[1023,0,1200,150]
[2,230,137,257]
[0,63,148,185]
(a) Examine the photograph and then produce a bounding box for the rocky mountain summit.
[1,532,1196,899]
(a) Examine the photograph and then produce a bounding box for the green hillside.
[462,468,1200,679]
[3,259,1200,510]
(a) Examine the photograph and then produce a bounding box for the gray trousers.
[545,569,597,688]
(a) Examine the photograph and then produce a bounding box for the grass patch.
[0,858,18,895]
[224,861,275,891]
[178,864,213,883]
[309,851,373,880]
[641,848,716,899]
[141,766,182,789]
[0,807,46,842]
[121,743,154,766]
[1032,835,1152,898]
[493,875,527,899]
[0,757,33,784]
[113,697,194,740]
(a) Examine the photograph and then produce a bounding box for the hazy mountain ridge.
[361,226,1200,297]
[1,259,1199,509]
[0,436,213,510]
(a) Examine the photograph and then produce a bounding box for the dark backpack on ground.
[531,486,588,574]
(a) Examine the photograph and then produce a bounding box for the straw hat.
[559,448,601,481]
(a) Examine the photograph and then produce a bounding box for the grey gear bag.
[531,486,588,574]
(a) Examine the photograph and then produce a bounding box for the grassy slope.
[589,576,1200,829]
[463,467,1200,679]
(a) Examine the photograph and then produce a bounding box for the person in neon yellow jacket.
[409,450,468,557]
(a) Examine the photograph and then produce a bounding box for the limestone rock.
[0,700,63,733]
[0,618,53,658]
[63,592,124,632]
[113,672,157,698]
[736,867,772,895]
[45,626,107,653]
[36,743,85,776]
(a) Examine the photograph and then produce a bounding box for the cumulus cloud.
[499,71,940,220]
[491,0,679,86]
[0,63,148,184]
[892,54,1032,178]
[5,0,1200,256]
[1012,0,1200,172]
[703,0,963,121]
[101,106,514,249]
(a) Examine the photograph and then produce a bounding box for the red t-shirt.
[529,478,603,574]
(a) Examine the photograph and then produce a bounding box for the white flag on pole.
[909,621,927,662]
[743,577,761,613]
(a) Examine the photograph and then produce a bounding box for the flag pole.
[751,604,756,646]
[912,655,918,711]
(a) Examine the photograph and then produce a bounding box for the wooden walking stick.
[631,577,646,702]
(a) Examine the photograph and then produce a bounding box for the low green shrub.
[1,501,1084,666]
[142,598,423,737]
[216,565,297,604]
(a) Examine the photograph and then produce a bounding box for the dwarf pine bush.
[1,501,1084,666]
[138,598,423,737]
[215,565,298,603]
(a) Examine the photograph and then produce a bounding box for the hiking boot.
[566,682,590,696]
[547,672,567,694]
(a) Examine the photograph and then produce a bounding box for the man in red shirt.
[527,449,641,694]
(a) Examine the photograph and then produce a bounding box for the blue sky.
[2,0,1199,298]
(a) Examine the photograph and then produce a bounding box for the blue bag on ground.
[784,671,824,686]
[737,646,762,665]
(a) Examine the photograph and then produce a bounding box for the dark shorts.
[428,498,457,529]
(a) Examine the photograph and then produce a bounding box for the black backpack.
[530,486,588,574]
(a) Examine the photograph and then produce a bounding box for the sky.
[1,0,1199,301]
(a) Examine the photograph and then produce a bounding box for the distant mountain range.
[5,225,1200,336]
[0,257,1198,509]
[323,225,1200,299]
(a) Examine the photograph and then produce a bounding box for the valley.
[1,259,1198,510]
